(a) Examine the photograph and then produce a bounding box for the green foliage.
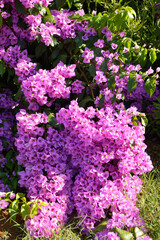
[1,193,47,222]
[127,75,137,93]
[93,218,108,233]
[15,0,27,14]
[0,61,6,77]
[145,77,157,97]
[0,13,3,28]
[115,227,134,240]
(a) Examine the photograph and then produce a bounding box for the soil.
[0,210,24,240]
[145,136,160,169]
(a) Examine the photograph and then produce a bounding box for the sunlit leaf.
[21,204,30,221]
[149,49,157,64]
[127,75,137,93]
[115,227,134,240]
[145,77,156,97]
[140,116,148,127]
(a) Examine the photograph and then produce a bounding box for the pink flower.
[0,200,9,209]
[111,43,118,49]
[156,67,160,72]
[123,47,129,53]
[118,31,126,37]
[82,47,94,63]
[10,192,16,200]
[146,67,154,75]
[71,80,85,94]
[94,39,105,48]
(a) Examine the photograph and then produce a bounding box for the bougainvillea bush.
[0,0,159,239]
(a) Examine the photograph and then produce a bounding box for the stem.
[62,43,96,102]
[95,0,97,12]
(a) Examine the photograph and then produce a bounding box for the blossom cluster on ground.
[0,0,159,239]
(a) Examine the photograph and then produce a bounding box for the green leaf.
[21,197,27,204]
[6,192,12,198]
[149,49,157,64]
[39,7,46,16]
[59,53,68,63]
[14,88,23,101]
[0,13,3,28]
[5,160,14,171]
[93,218,108,233]
[138,48,148,67]
[66,0,73,9]
[28,7,40,16]
[69,14,81,20]
[16,193,25,200]
[119,73,126,79]
[122,37,131,50]
[6,150,13,161]
[79,96,93,107]
[12,177,18,190]
[17,18,28,29]
[30,202,38,219]
[134,227,146,238]
[9,200,19,220]
[132,116,139,126]
[100,61,108,73]
[35,43,47,58]
[55,0,66,9]
[107,75,116,89]
[2,138,8,148]
[0,61,6,77]
[7,68,15,82]
[47,113,55,122]
[75,35,83,47]
[127,75,137,93]
[89,64,96,77]
[98,95,105,109]
[47,113,61,129]
[38,201,48,206]
[140,116,148,127]
[50,38,58,47]
[70,13,92,22]
[45,7,51,15]
[115,227,134,240]
[145,77,156,97]
[49,49,60,62]
[15,0,27,14]
[0,172,7,178]
[42,15,56,24]
[11,200,19,211]
[21,204,30,221]
[157,18,160,28]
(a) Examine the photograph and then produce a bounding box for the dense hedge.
[0,0,160,239]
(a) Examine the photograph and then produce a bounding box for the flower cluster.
[14,100,153,238]
[0,46,29,69]
[21,61,76,110]
[15,110,74,238]
[19,0,52,9]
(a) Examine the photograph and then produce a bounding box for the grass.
[17,224,83,240]
[137,169,160,240]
